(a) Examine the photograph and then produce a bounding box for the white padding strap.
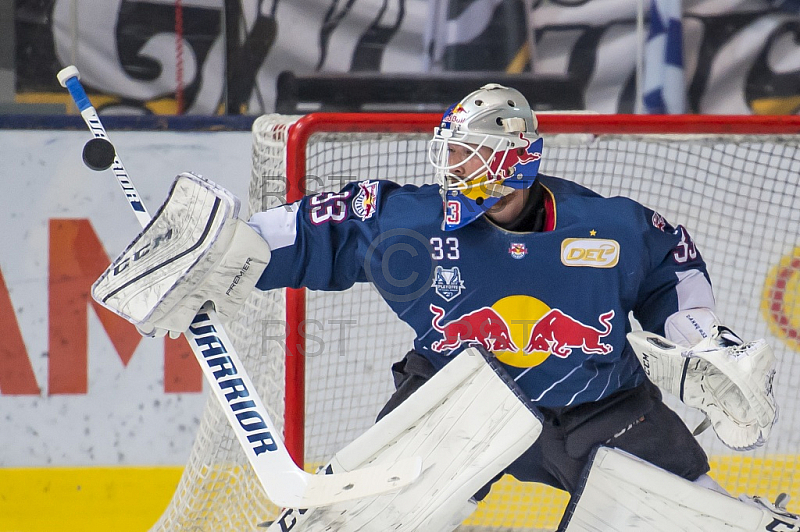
[92,172,271,335]
[562,447,798,532]
[664,308,720,347]
[268,348,543,532]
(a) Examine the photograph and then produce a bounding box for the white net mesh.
[152,115,800,531]
[148,116,292,531]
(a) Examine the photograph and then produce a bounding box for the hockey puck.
[82,137,116,171]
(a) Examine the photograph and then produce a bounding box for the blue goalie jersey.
[248,174,713,408]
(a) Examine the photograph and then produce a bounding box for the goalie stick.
[56,65,422,509]
[56,66,150,228]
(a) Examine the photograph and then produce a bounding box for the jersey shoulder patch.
[352,180,380,220]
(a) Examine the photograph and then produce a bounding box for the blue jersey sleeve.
[248,180,407,292]
[632,207,714,335]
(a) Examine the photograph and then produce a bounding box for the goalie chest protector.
[253,174,712,408]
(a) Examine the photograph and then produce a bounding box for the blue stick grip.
[63,76,92,112]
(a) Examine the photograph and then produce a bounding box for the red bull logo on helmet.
[441,103,468,126]
[429,295,615,367]
[489,134,542,179]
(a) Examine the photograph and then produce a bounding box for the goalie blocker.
[92,172,271,337]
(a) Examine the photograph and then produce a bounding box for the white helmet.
[429,83,543,230]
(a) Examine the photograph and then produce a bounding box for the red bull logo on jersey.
[430,304,518,352]
[523,309,615,357]
[353,180,379,221]
[429,296,616,367]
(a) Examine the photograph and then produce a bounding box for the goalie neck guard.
[429,83,543,231]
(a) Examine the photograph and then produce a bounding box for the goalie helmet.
[429,83,543,230]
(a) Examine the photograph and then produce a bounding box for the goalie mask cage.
[151,113,800,532]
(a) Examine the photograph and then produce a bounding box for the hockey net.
[152,113,800,532]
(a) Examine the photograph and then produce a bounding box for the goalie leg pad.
[560,446,798,532]
[92,172,271,335]
[269,347,543,532]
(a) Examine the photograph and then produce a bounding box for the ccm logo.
[561,238,620,268]
[112,228,173,276]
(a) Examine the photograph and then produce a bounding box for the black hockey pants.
[377,350,710,498]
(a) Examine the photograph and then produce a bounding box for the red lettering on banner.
[48,219,201,394]
[0,268,40,394]
[165,337,202,393]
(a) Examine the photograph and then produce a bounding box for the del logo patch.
[353,180,379,220]
[432,266,465,301]
[561,238,620,268]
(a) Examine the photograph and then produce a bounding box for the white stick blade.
[281,456,423,509]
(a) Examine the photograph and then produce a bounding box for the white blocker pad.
[92,172,271,334]
[627,329,777,451]
[268,347,543,532]
[560,447,798,532]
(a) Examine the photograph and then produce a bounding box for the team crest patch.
[353,180,379,220]
[432,266,465,301]
[508,243,528,259]
[652,212,666,231]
